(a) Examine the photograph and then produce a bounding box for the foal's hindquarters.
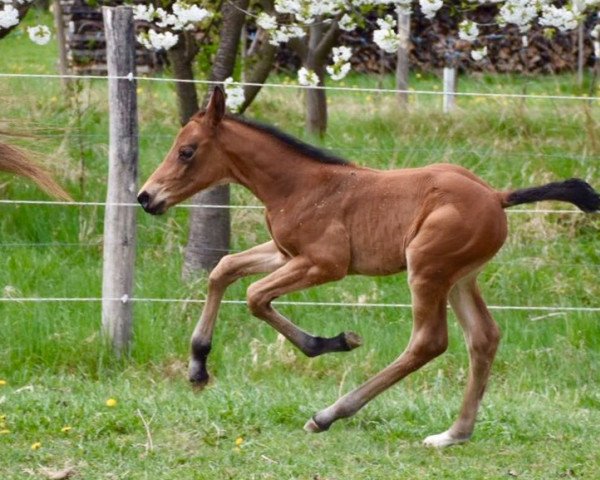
[305,176,509,447]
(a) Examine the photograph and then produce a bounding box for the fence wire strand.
[1,72,599,102]
[0,296,599,313]
[0,199,588,214]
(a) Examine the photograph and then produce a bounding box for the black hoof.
[304,331,363,357]
[340,331,362,350]
[303,416,331,433]
[188,360,210,389]
[189,341,211,388]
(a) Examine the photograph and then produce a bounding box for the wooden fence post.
[101,6,138,356]
[52,0,69,86]
[443,66,456,113]
[396,11,411,108]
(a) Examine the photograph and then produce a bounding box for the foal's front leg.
[246,256,362,357]
[189,241,287,385]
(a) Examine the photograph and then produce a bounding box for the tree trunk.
[240,38,276,112]
[182,0,248,278]
[304,64,327,137]
[305,22,327,137]
[167,32,200,125]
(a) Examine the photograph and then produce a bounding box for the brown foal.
[138,87,599,447]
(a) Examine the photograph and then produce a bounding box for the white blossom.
[419,0,443,20]
[256,12,277,31]
[173,2,212,25]
[224,77,245,113]
[458,20,479,42]
[538,5,578,31]
[592,24,600,39]
[0,4,19,29]
[326,61,351,80]
[338,14,356,32]
[155,8,181,29]
[373,15,401,53]
[268,25,305,46]
[137,29,179,51]
[27,24,51,45]
[274,0,302,16]
[133,4,155,22]
[498,0,538,32]
[298,67,319,87]
[326,45,352,81]
[471,46,488,61]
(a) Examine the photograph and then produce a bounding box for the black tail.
[503,178,600,213]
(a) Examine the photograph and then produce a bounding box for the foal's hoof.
[303,417,330,433]
[423,430,470,448]
[343,331,363,350]
[188,361,210,390]
[189,375,210,390]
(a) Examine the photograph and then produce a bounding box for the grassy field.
[1,11,600,480]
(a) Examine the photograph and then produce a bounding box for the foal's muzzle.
[137,190,166,215]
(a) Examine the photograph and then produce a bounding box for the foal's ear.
[205,86,226,127]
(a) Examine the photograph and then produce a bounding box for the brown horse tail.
[500,178,600,213]
[0,142,72,201]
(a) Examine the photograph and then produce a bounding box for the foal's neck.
[220,120,346,208]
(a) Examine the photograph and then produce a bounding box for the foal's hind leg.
[305,276,450,432]
[423,272,500,447]
[246,256,362,358]
[189,241,287,385]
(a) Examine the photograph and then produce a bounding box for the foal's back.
[338,163,507,276]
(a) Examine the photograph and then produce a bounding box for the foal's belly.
[346,216,410,276]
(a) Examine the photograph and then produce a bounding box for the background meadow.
[1,15,600,479]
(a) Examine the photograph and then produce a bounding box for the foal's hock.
[138,87,599,447]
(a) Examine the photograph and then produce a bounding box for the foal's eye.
[178,146,196,162]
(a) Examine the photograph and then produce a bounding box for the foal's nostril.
[137,191,150,209]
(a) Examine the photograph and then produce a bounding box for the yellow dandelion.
[31,442,42,450]
[0,429,9,435]
[0,380,7,386]
[235,436,244,446]
[105,398,117,407]
[61,426,72,433]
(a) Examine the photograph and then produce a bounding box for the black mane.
[226,114,351,166]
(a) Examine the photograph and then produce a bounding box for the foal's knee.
[208,255,236,289]
[410,329,448,362]
[469,323,501,357]
[246,284,271,317]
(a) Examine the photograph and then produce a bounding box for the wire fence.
[0,199,589,214]
[1,71,598,317]
[0,296,599,314]
[1,72,600,102]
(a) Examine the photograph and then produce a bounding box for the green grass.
[1,9,600,480]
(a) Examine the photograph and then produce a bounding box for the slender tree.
[183,0,249,276]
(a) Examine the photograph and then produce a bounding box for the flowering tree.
[3,0,599,274]
[0,0,51,43]
[134,0,600,136]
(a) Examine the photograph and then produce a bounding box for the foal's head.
[138,87,229,215]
